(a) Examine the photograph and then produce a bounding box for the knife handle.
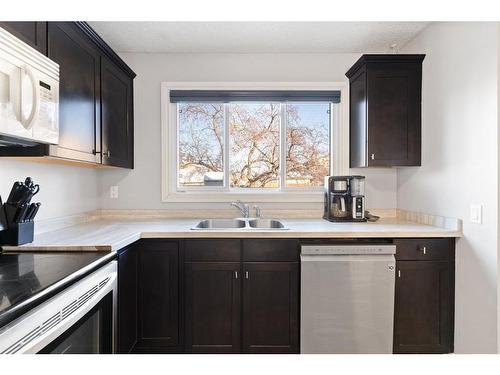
[14,204,29,224]
[28,202,41,221]
[25,203,37,222]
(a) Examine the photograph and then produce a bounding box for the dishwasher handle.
[301,244,396,256]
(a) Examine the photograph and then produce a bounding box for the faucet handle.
[253,205,261,218]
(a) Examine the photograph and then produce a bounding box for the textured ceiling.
[88,22,429,54]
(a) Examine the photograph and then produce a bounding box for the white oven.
[0,261,117,354]
[0,27,59,145]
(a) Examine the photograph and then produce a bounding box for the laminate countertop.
[0,218,462,252]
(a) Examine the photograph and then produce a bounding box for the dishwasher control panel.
[301,245,396,255]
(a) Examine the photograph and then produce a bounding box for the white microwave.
[0,27,59,145]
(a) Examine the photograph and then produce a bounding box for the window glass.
[229,103,280,188]
[178,103,224,187]
[285,103,330,188]
[176,100,332,191]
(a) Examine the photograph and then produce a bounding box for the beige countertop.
[0,218,462,252]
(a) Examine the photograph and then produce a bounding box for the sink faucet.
[230,200,250,218]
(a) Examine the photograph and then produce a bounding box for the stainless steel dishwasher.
[300,244,396,354]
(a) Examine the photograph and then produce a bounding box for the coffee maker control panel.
[352,196,365,219]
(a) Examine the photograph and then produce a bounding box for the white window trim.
[161,82,349,203]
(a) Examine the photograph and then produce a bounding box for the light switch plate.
[470,204,482,224]
[110,186,119,199]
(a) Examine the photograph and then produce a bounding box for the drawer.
[394,238,455,261]
[242,239,299,262]
[138,239,179,252]
[184,239,241,262]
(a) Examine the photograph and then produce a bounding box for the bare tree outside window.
[286,103,330,188]
[229,103,280,188]
[177,100,332,190]
[178,103,224,187]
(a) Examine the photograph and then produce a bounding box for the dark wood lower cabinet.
[393,260,454,353]
[118,238,455,354]
[242,262,299,353]
[134,240,180,352]
[393,238,455,354]
[117,245,138,354]
[184,262,241,353]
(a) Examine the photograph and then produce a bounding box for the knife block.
[0,221,34,246]
[0,202,35,246]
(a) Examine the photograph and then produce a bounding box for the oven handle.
[0,261,117,354]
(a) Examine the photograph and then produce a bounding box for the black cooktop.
[0,251,115,329]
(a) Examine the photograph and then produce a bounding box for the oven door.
[0,261,117,354]
[38,291,113,354]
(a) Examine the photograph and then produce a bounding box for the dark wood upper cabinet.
[117,245,138,354]
[184,262,241,353]
[136,240,180,351]
[0,22,135,168]
[393,239,455,354]
[0,22,47,54]
[47,22,101,163]
[346,54,425,167]
[242,262,299,353]
[101,56,134,168]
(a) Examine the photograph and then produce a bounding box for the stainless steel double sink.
[192,218,288,230]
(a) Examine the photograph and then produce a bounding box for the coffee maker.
[323,175,366,222]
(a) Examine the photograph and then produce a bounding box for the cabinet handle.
[104,150,111,157]
[245,271,249,279]
[421,246,427,255]
[234,271,238,279]
[398,270,401,278]
[371,153,375,160]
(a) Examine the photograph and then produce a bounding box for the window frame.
[161,82,349,203]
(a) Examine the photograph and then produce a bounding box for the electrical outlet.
[110,186,119,199]
[470,204,482,224]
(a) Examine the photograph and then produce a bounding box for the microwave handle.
[20,65,39,129]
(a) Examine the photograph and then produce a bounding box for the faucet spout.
[230,200,250,218]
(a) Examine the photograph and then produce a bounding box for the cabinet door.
[47,22,101,163]
[136,241,180,351]
[367,62,422,166]
[393,261,454,353]
[185,262,241,353]
[349,69,368,168]
[242,262,299,353]
[117,245,138,354]
[101,56,134,168]
[0,22,47,54]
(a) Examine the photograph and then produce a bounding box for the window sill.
[162,190,324,203]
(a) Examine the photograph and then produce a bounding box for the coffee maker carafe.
[323,176,367,222]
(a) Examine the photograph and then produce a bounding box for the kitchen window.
[162,83,348,203]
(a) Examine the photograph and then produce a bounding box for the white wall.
[0,160,100,220]
[99,52,397,212]
[400,22,498,353]
[498,22,500,354]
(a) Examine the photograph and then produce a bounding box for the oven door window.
[39,292,113,354]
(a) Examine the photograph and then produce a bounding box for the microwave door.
[0,58,33,140]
